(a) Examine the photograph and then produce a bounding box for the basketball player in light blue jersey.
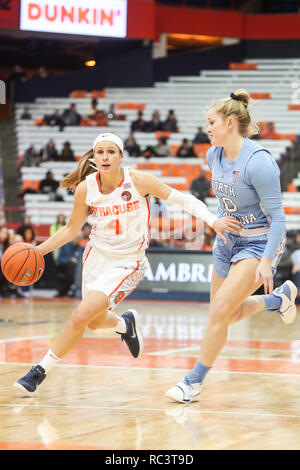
[166,89,298,404]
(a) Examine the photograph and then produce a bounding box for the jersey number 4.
[108,219,122,235]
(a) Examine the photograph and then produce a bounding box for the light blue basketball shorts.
[213,231,286,279]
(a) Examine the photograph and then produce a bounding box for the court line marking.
[2,361,300,377]
[146,352,300,363]
[1,402,300,420]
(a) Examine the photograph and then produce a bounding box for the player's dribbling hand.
[212,216,243,242]
[255,257,273,295]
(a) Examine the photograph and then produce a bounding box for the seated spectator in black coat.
[39,171,59,195]
[162,110,179,133]
[45,109,65,131]
[40,139,59,162]
[62,103,81,126]
[124,133,141,157]
[131,111,147,132]
[60,141,75,162]
[20,106,32,120]
[193,126,210,144]
[176,138,197,158]
[190,167,211,202]
[145,111,163,132]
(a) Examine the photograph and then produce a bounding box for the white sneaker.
[165,381,202,403]
[273,280,298,325]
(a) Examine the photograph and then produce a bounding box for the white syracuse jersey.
[85,167,151,258]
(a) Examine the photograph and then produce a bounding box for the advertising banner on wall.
[20,0,127,38]
[134,249,213,301]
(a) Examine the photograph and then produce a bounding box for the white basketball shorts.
[82,243,149,310]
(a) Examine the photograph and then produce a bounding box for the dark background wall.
[13,39,300,102]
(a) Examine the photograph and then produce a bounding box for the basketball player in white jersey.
[14,132,242,396]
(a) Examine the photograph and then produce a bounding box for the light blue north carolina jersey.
[206,137,286,259]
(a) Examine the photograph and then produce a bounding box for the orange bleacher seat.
[170,145,179,156]
[91,90,106,99]
[35,118,45,126]
[275,133,296,142]
[288,104,300,111]
[193,143,211,158]
[250,93,271,99]
[22,180,40,192]
[155,131,171,140]
[116,103,145,111]
[71,90,87,98]
[161,163,176,176]
[284,207,297,214]
[287,183,297,192]
[229,62,257,70]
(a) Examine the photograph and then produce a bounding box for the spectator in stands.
[40,139,59,162]
[145,111,163,132]
[193,126,210,144]
[21,145,41,167]
[89,109,109,127]
[22,226,36,245]
[60,141,75,162]
[131,110,147,132]
[176,138,197,158]
[16,215,36,239]
[80,223,91,248]
[107,104,116,120]
[154,136,173,157]
[39,171,60,195]
[9,65,27,83]
[45,109,65,131]
[124,133,141,157]
[37,66,48,79]
[190,167,211,202]
[260,121,278,139]
[62,103,81,127]
[50,214,67,236]
[142,145,156,159]
[55,234,84,297]
[20,106,32,120]
[163,110,179,133]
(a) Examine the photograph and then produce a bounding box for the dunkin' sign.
[20,0,127,38]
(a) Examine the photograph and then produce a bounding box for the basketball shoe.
[14,365,46,397]
[273,280,298,324]
[116,309,143,358]
[165,381,202,404]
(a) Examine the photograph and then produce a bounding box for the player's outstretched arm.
[131,170,242,240]
[37,181,89,256]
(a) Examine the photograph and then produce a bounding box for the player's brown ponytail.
[60,149,96,192]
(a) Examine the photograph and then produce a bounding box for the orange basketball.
[1,242,45,286]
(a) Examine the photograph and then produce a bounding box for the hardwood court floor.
[0,296,300,450]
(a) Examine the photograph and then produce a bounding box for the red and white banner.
[20,0,127,38]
